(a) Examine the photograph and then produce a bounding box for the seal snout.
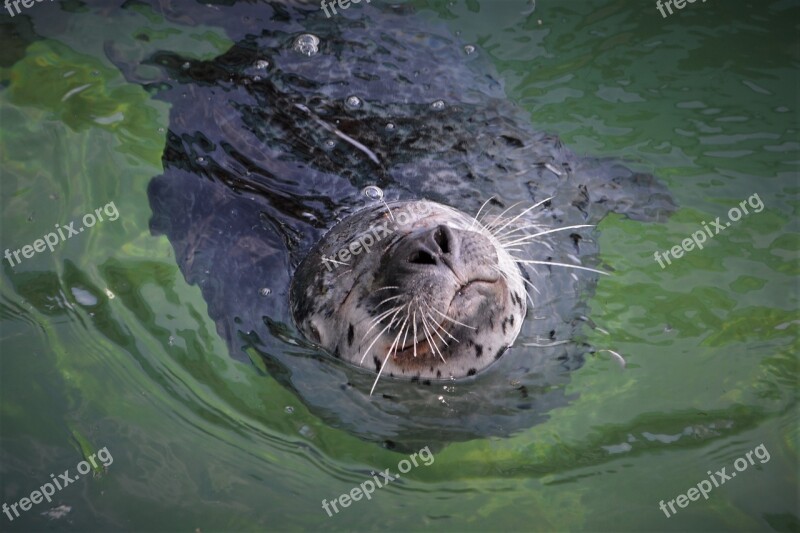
[386,224,498,288]
[402,225,463,281]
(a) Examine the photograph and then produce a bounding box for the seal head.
[290,200,527,387]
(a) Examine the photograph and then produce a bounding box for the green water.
[1,0,798,531]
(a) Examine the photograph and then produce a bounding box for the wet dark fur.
[98,0,673,449]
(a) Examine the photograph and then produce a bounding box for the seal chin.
[392,277,503,361]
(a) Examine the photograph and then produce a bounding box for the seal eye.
[308,323,321,343]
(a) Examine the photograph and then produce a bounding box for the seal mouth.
[395,337,437,360]
[453,278,498,297]
[392,277,499,361]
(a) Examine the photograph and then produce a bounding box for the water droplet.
[181,61,191,70]
[386,122,395,130]
[158,127,165,133]
[259,287,271,297]
[363,186,384,200]
[285,406,294,414]
[293,33,320,56]
[254,59,269,70]
[345,95,362,109]
[430,99,445,111]
[464,44,476,55]
[196,156,208,166]
[168,335,175,346]
[105,289,115,300]
[299,425,314,438]
[323,139,336,149]
[252,75,262,82]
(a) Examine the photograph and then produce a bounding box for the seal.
[105,0,677,445]
[291,199,534,389]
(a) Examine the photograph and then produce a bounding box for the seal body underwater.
[98,0,675,446]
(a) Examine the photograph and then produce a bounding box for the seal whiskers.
[512,259,608,276]
[496,224,595,246]
[293,199,567,387]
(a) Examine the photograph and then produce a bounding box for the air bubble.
[346,95,363,109]
[293,34,320,56]
[71,287,97,306]
[324,139,336,149]
[196,156,208,166]
[254,59,269,70]
[181,61,191,70]
[285,406,294,414]
[363,186,384,200]
[259,287,271,297]
[430,100,445,111]
[463,44,476,55]
[386,122,395,130]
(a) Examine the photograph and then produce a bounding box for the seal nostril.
[434,226,450,254]
[408,250,437,265]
